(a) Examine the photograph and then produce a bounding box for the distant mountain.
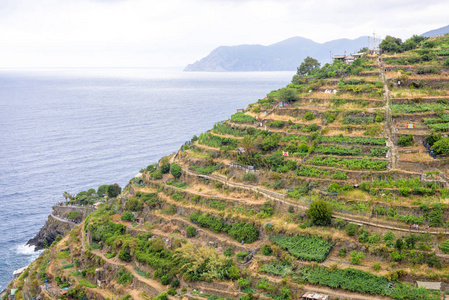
[184,36,371,72]
[421,25,449,37]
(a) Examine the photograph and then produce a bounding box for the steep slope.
[8,35,449,300]
[185,36,371,71]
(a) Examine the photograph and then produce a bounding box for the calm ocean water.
[0,68,293,289]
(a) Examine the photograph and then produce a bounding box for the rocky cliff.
[26,214,74,250]
[27,205,91,250]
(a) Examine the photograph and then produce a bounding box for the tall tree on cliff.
[107,183,122,198]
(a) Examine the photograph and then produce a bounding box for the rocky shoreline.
[27,204,93,251]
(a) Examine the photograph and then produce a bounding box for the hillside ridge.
[7,34,449,300]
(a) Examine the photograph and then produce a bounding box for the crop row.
[307,156,388,170]
[198,132,238,149]
[269,235,333,262]
[391,102,448,114]
[212,123,247,137]
[318,135,386,145]
[299,266,439,300]
[189,211,259,243]
[230,112,255,123]
[314,145,362,156]
[296,165,348,180]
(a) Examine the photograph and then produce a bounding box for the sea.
[0,68,293,289]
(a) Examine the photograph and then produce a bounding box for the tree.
[306,200,332,226]
[394,238,405,251]
[125,197,142,212]
[185,225,196,237]
[66,211,81,220]
[359,47,369,53]
[278,88,296,102]
[107,183,121,198]
[379,35,403,53]
[121,211,135,221]
[239,135,261,155]
[62,191,70,202]
[119,248,131,262]
[431,137,449,155]
[297,56,321,76]
[350,251,365,265]
[97,184,110,197]
[170,163,182,178]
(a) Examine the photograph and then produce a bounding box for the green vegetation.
[231,113,255,123]
[170,163,182,178]
[308,156,388,170]
[300,266,439,300]
[269,235,333,262]
[318,135,386,145]
[397,135,413,147]
[391,102,448,114]
[314,145,362,156]
[306,200,333,226]
[198,132,238,149]
[190,212,259,243]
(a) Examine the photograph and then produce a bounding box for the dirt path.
[172,162,449,236]
[50,213,77,226]
[259,273,391,300]
[381,58,398,170]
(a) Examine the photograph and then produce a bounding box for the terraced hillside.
[9,35,449,300]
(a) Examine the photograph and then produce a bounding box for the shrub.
[170,163,182,178]
[375,113,384,122]
[170,279,180,288]
[117,267,133,285]
[328,183,341,192]
[224,248,233,257]
[125,197,142,212]
[238,278,251,289]
[119,248,131,262]
[228,265,241,280]
[242,172,256,182]
[262,245,273,255]
[304,112,315,120]
[160,274,172,285]
[431,137,449,155]
[397,135,413,147]
[338,248,347,257]
[152,170,163,179]
[121,211,135,221]
[372,262,382,271]
[185,226,196,237]
[345,223,359,236]
[350,251,365,265]
[154,292,168,300]
[228,223,259,243]
[306,200,332,226]
[66,211,81,220]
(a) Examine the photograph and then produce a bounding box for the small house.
[236,109,245,113]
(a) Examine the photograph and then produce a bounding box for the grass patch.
[56,251,70,259]
[79,279,97,288]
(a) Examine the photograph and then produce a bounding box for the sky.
[0,0,448,68]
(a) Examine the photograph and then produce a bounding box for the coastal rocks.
[26,214,74,251]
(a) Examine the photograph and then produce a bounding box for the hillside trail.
[380,57,398,170]
[258,273,391,300]
[172,160,449,237]
[81,223,173,298]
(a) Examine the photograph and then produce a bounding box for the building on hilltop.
[332,52,365,64]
